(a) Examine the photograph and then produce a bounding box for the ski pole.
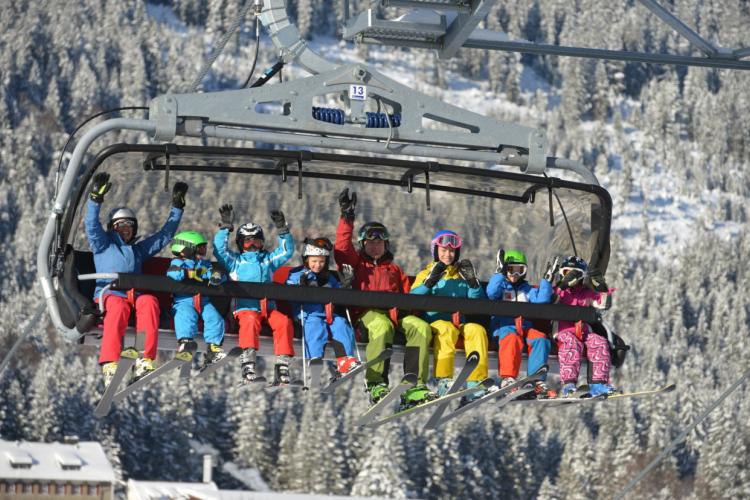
[300,306,308,390]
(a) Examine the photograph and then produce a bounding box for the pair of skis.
[95,345,242,418]
[514,383,677,407]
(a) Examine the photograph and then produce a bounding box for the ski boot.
[458,380,488,407]
[241,362,263,383]
[102,361,118,388]
[177,338,198,354]
[500,377,518,392]
[336,356,361,375]
[588,383,619,397]
[132,357,156,381]
[399,384,438,411]
[367,382,390,406]
[517,380,557,400]
[274,361,291,385]
[561,382,578,398]
[203,343,227,369]
[436,378,453,397]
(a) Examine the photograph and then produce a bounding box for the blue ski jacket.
[213,228,294,312]
[286,266,341,317]
[85,200,183,299]
[167,257,216,303]
[486,274,553,335]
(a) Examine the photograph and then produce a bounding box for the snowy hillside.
[1,1,749,498]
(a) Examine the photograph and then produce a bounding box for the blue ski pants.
[172,297,225,345]
[303,313,356,359]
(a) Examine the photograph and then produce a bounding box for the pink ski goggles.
[431,233,462,249]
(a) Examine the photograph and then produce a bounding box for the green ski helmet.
[497,249,528,279]
[171,231,208,258]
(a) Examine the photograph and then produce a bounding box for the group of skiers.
[86,173,617,407]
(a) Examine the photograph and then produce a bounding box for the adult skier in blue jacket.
[85,172,186,386]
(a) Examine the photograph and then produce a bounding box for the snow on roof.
[0,439,115,483]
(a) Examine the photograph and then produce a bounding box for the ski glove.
[339,264,354,289]
[496,249,507,274]
[423,261,448,288]
[89,172,112,203]
[219,204,234,231]
[457,259,481,289]
[338,188,357,220]
[270,210,289,234]
[543,257,560,283]
[299,272,318,287]
[558,269,584,290]
[172,182,189,209]
[585,268,609,292]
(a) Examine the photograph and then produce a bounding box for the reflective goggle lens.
[306,237,333,250]
[113,219,135,229]
[507,264,527,276]
[433,233,462,249]
[561,267,580,276]
[242,238,263,250]
[364,228,389,241]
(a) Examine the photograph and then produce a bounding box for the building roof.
[0,439,116,483]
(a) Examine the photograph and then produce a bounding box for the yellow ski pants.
[431,320,488,382]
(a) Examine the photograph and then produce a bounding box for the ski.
[428,365,548,430]
[94,348,139,418]
[111,347,195,404]
[196,346,243,379]
[422,351,480,430]
[355,373,418,427]
[605,383,676,401]
[364,377,495,428]
[321,348,393,394]
[516,383,676,407]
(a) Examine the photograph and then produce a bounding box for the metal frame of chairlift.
[343,0,750,70]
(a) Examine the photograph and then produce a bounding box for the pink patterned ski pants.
[557,330,611,384]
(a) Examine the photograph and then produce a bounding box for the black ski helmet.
[357,222,390,250]
[236,222,264,251]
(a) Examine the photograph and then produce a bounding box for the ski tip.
[466,351,480,363]
[664,383,677,392]
[382,347,394,358]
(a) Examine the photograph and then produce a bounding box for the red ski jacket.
[334,217,411,294]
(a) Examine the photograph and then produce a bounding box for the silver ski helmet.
[237,222,264,251]
[107,207,138,241]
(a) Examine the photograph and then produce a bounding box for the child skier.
[333,188,433,406]
[213,204,296,385]
[409,230,488,402]
[486,249,556,398]
[167,230,226,368]
[85,172,186,387]
[286,237,361,375]
[554,255,617,397]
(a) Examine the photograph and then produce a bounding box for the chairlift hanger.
[342,0,750,71]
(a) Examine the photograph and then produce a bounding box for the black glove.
[457,259,481,289]
[496,249,506,274]
[219,204,234,231]
[543,257,560,283]
[558,269,584,290]
[270,210,289,234]
[585,268,609,292]
[423,262,447,288]
[338,188,357,220]
[89,173,111,203]
[172,182,188,209]
[299,272,318,287]
[338,264,354,289]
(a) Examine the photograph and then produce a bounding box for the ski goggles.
[362,227,389,241]
[432,233,462,249]
[241,238,264,251]
[304,237,333,251]
[561,267,583,276]
[112,219,136,230]
[506,264,527,277]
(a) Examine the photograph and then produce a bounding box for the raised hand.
[339,264,354,289]
[457,259,481,289]
[219,204,234,231]
[172,182,188,209]
[338,188,357,220]
[543,256,560,283]
[89,172,111,203]
[270,210,289,234]
[495,248,506,274]
[423,261,448,288]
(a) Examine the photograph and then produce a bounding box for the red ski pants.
[235,309,295,356]
[98,294,160,364]
[498,327,547,378]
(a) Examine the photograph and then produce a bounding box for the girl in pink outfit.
[553,256,616,397]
